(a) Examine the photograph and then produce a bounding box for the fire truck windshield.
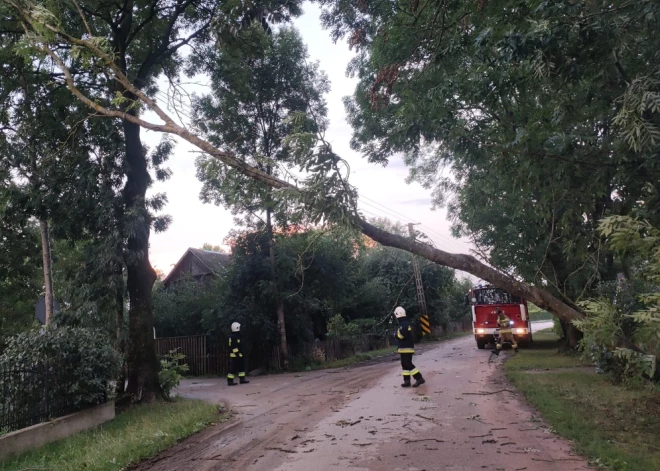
[473,288,521,305]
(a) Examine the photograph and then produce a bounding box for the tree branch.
[6,0,586,323]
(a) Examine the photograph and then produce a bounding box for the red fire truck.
[467,285,532,349]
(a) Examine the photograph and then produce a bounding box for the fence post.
[44,362,49,420]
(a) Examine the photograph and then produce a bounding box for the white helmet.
[231,322,240,332]
[394,306,406,318]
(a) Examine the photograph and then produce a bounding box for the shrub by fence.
[0,363,108,434]
[0,327,120,435]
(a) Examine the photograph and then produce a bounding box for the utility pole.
[408,223,431,335]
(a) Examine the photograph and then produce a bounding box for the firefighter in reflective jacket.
[492,308,518,355]
[227,322,249,386]
[394,306,425,388]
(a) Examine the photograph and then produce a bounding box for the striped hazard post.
[420,315,431,335]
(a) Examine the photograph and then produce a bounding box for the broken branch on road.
[415,414,435,422]
[463,390,516,396]
[265,447,297,454]
[401,438,445,444]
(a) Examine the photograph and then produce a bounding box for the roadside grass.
[529,310,554,321]
[506,330,588,371]
[0,398,227,471]
[506,331,660,471]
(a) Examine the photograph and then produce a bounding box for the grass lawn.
[529,310,554,321]
[0,399,228,471]
[506,330,588,371]
[505,331,660,471]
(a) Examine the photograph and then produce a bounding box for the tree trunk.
[115,261,126,395]
[266,206,288,366]
[39,219,54,325]
[358,219,585,322]
[51,64,587,327]
[566,321,583,349]
[122,118,161,402]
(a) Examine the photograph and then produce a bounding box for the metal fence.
[0,363,106,435]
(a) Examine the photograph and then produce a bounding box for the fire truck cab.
[467,285,532,350]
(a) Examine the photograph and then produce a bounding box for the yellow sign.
[420,315,431,335]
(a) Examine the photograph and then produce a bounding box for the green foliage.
[0,220,42,349]
[158,350,189,400]
[154,220,470,357]
[0,327,122,409]
[326,314,360,339]
[153,276,224,338]
[191,24,329,228]
[575,215,660,383]
[319,0,660,303]
[2,0,305,397]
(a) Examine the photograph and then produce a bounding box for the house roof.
[189,248,231,273]
[162,248,231,287]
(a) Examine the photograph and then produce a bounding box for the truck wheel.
[476,338,486,349]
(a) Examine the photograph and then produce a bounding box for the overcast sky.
[145,3,475,279]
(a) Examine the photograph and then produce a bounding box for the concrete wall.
[0,401,115,461]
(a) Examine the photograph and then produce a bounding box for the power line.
[358,194,460,249]
[359,195,418,224]
[358,201,456,253]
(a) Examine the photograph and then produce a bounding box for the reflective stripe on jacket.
[229,332,243,358]
[396,318,415,354]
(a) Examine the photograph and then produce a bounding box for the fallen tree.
[3,1,584,323]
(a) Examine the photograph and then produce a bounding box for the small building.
[162,248,231,288]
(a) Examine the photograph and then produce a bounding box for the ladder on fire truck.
[408,223,431,335]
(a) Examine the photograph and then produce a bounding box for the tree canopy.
[318,0,660,308]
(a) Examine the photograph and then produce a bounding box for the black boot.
[514,347,519,354]
[240,377,250,384]
[412,375,426,388]
[491,349,500,356]
[227,378,237,386]
[401,376,411,388]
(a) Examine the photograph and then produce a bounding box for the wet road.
[136,323,589,471]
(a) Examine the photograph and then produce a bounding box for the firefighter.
[227,322,249,386]
[394,306,425,388]
[492,308,518,355]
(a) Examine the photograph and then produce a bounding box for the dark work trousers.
[399,353,422,380]
[228,356,246,380]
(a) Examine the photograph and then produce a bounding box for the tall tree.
[0,18,130,339]
[1,0,304,400]
[190,25,329,362]
[319,0,660,310]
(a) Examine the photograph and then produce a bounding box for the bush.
[574,215,660,384]
[326,314,360,339]
[158,350,189,399]
[0,327,122,412]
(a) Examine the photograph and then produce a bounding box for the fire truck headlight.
[516,328,527,335]
[476,328,485,334]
